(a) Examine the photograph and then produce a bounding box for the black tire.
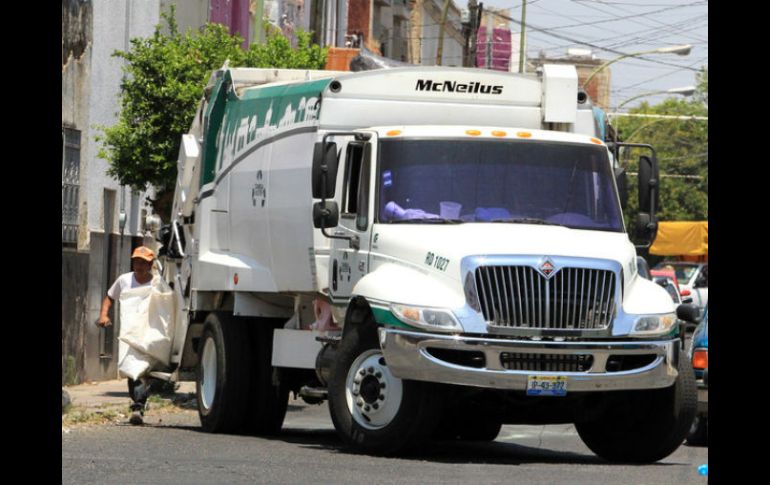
[686,414,708,446]
[243,322,289,435]
[434,401,502,442]
[327,318,444,455]
[458,418,503,441]
[575,355,697,463]
[196,312,252,433]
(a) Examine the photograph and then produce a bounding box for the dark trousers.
[127,378,150,411]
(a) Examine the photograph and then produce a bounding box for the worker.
[97,245,156,425]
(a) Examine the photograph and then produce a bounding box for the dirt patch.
[62,391,198,431]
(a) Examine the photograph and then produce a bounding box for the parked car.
[686,304,708,444]
[654,261,708,309]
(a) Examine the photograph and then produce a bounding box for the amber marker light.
[590,137,604,145]
[386,130,402,136]
[403,308,420,321]
[692,349,708,370]
[516,131,532,138]
[466,129,482,136]
[491,130,507,137]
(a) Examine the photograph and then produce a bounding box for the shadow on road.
[142,417,686,467]
[270,428,638,466]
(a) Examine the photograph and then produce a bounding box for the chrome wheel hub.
[345,349,403,430]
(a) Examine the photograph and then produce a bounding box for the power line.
[568,0,707,47]
[525,1,706,34]
[485,10,700,72]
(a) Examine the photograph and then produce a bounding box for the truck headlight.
[390,304,463,332]
[631,313,677,337]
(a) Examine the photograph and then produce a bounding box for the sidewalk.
[63,379,196,410]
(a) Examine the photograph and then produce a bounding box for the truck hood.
[357,223,673,331]
[370,223,635,279]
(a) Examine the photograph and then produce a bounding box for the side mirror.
[614,167,629,210]
[676,303,700,324]
[312,142,339,199]
[637,155,659,214]
[313,201,339,229]
[635,213,657,245]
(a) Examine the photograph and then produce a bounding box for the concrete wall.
[86,0,158,245]
[62,250,90,385]
[419,0,464,67]
[160,0,208,35]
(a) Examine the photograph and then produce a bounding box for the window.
[343,143,364,215]
[377,139,623,232]
[62,127,81,246]
[341,142,371,231]
[356,146,371,231]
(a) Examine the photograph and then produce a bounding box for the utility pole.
[463,0,479,67]
[472,2,483,67]
[310,0,324,46]
[436,0,452,65]
[409,0,423,64]
[518,0,527,73]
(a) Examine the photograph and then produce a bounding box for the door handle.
[332,259,338,292]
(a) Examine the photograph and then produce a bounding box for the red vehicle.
[650,269,693,302]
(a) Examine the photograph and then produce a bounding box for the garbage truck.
[154,64,696,463]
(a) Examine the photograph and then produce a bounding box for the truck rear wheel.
[196,312,252,433]
[575,355,697,463]
[243,322,289,435]
[327,317,443,455]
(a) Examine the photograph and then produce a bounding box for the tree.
[614,67,708,235]
[97,7,327,217]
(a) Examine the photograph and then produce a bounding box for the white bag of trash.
[118,275,177,380]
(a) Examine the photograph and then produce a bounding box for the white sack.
[118,275,178,380]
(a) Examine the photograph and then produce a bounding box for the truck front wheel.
[575,355,697,463]
[327,318,443,455]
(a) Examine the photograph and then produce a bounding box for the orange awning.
[650,221,708,256]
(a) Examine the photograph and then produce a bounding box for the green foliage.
[615,71,708,233]
[97,6,327,212]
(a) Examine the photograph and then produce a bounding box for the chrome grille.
[474,266,616,330]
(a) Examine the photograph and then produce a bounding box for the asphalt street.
[62,396,708,484]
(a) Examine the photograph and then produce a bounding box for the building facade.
[63,0,161,384]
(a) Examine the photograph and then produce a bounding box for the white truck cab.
[157,65,696,462]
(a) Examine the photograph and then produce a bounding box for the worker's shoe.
[129,410,144,425]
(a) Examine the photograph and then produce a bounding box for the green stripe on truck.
[371,307,417,331]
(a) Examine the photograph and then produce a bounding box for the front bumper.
[379,328,680,392]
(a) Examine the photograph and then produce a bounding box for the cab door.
[328,136,376,303]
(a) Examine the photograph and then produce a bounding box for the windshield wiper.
[488,217,565,227]
[388,218,464,224]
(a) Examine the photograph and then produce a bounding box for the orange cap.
[131,246,155,262]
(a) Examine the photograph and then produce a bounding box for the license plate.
[527,375,568,397]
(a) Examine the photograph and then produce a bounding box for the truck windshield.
[377,139,624,232]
